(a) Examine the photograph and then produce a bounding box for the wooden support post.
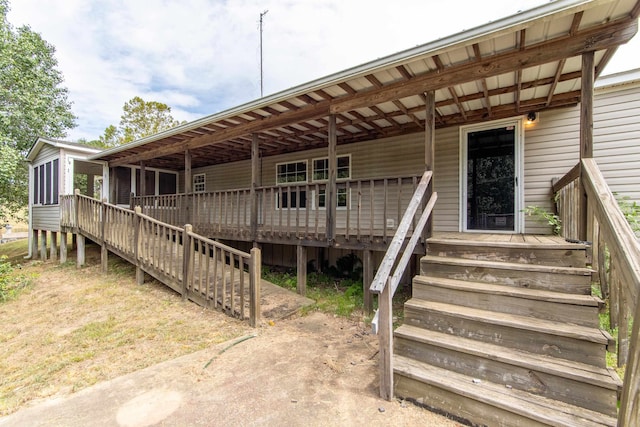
[250,134,260,242]
[326,114,337,243]
[363,249,374,315]
[378,278,394,400]
[184,150,192,225]
[250,247,261,327]
[39,230,47,261]
[32,229,39,260]
[76,234,85,268]
[182,224,193,300]
[578,52,594,241]
[101,199,108,273]
[139,161,146,197]
[424,91,436,239]
[60,232,67,264]
[134,206,144,285]
[50,231,57,262]
[296,244,307,296]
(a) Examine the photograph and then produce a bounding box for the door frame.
[458,117,525,234]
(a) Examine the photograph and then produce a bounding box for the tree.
[0,0,76,219]
[97,96,182,147]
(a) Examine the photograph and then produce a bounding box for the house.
[27,0,640,425]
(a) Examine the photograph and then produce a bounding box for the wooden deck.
[430,232,574,245]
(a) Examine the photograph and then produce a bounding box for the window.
[275,161,307,209]
[33,159,59,205]
[316,188,349,209]
[276,161,307,184]
[193,173,206,193]
[312,155,350,209]
[312,155,350,181]
[277,189,307,209]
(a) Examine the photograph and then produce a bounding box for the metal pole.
[259,10,268,97]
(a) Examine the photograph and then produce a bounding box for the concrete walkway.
[0,312,459,427]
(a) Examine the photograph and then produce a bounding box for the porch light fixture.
[526,111,537,123]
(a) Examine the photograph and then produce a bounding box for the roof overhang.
[26,137,103,162]
[91,0,640,171]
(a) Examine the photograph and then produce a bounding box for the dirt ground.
[0,242,461,426]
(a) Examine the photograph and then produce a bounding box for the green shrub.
[522,206,562,235]
[0,255,31,303]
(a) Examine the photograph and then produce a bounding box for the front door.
[461,119,522,233]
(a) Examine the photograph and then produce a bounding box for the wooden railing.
[553,159,640,425]
[60,195,76,229]
[63,192,261,327]
[132,175,423,245]
[368,170,437,400]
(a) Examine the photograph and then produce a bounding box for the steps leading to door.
[394,235,620,426]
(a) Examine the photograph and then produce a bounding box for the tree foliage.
[97,96,182,148]
[0,0,76,219]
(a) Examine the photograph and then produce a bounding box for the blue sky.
[7,0,640,142]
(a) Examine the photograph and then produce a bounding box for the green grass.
[262,267,411,322]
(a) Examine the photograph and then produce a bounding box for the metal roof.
[92,0,639,170]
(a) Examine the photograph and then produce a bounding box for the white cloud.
[6,0,640,142]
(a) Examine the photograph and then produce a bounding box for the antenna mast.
[259,10,268,97]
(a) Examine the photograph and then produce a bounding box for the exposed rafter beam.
[329,16,637,114]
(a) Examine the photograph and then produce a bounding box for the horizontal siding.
[432,126,460,232]
[32,205,61,231]
[32,145,60,166]
[593,85,640,201]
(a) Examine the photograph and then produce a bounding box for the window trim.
[275,160,308,185]
[193,173,206,193]
[32,159,60,206]
[313,187,350,210]
[311,154,351,182]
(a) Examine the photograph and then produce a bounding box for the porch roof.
[91,0,639,171]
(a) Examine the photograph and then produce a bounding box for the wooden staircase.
[394,235,622,426]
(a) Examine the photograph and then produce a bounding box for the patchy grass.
[0,244,250,416]
[262,267,411,323]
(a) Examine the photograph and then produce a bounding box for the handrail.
[554,159,640,425]
[63,192,261,327]
[370,171,433,294]
[367,170,437,401]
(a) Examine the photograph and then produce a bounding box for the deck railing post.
[134,206,144,285]
[101,198,108,273]
[378,277,394,400]
[249,247,261,327]
[182,224,193,300]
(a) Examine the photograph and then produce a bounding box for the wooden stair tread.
[394,355,617,427]
[427,236,588,250]
[405,299,610,345]
[423,254,592,276]
[395,325,621,390]
[413,275,602,306]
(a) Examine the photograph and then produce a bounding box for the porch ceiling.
[93,0,640,171]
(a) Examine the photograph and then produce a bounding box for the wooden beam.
[60,232,67,264]
[363,249,373,315]
[580,51,595,159]
[327,114,337,243]
[250,134,259,242]
[579,51,595,242]
[139,161,146,197]
[425,91,436,238]
[296,245,307,296]
[184,149,192,194]
[329,17,637,114]
[110,102,331,167]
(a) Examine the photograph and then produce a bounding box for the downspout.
[25,162,33,259]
